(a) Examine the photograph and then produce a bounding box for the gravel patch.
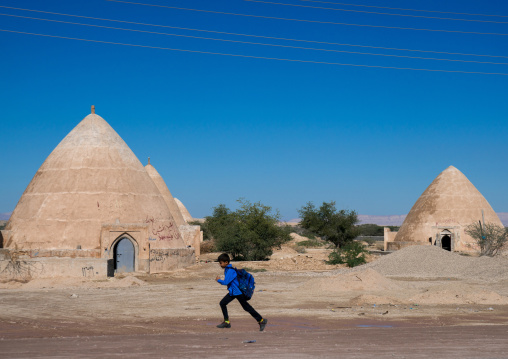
[330,245,508,282]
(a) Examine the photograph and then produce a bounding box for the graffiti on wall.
[149,249,167,263]
[149,249,180,262]
[81,266,95,277]
[145,216,178,241]
[149,248,194,273]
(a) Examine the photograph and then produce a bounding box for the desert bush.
[199,239,216,254]
[326,241,368,267]
[205,199,291,261]
[465,221,507,257]
[298,201,360,248]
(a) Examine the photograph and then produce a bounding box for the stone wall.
[179,224,202,257]
[383,227,398,251]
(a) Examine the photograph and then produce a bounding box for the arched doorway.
[438,229,453,251]
[441,235,452,251]
[114,237,135,273]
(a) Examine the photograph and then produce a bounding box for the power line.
[1,29,507,75]
[2,5,505,59]
[105,0,508,36]
[3,13,507,66]
[244,0,508,24]
[297,0,508,19]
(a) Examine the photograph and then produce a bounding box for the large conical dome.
[145,159,187,227]
[5,112,183,250]
[394,166,503,252]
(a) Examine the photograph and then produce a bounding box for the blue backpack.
[234,267,256,300]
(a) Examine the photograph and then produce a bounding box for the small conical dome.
[174,198,193,222]
[395,166,503,251]
[145,160,187,226]
[6,113,183,249]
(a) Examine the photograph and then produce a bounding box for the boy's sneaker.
[217,321,231,328]
[259,318,267,332]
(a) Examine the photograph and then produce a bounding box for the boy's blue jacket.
[217,264,242,296]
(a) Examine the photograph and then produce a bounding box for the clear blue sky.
[1,0,507,220]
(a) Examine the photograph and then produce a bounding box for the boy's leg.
[236,294,263,322]
[219,294,235,321]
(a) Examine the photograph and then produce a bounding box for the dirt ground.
[1,242,508,358]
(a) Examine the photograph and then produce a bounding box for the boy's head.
[218,253,230,268]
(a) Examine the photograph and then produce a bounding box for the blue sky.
[1,0,507,220]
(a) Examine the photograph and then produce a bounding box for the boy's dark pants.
[220,294,262,322]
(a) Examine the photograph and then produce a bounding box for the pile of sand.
[105,276,148,288]
[270,244,299,260]
[289,233,317,243]
[299,268,401,293]
[345,245,508,282]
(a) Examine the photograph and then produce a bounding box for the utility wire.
[105,0,508,36]
[1,29,506,75]
[244,0,508,24]
[3,13,507,66]
[297,0,508,19]
[1,5,506,59]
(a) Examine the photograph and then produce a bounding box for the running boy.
[215,253,267,331]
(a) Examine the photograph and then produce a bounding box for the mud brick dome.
[394,166,503,252]
[174,197,193,223]
[5,111,184,250]
[145,159,187,227]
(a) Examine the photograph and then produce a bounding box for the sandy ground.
[1,241,508,358]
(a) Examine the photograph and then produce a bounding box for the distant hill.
[0,212,11,221]
[288,213,508,227]
[287,215,407,226]
[357,215,407,226]
[359,214,508,227]
[497,213,508,227]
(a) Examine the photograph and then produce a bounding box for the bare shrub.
[200,239,216,254]
[465,222,507,257]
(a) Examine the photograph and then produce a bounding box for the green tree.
[465,221,508,257]
[205,199,291,261]
[298,201,360,248]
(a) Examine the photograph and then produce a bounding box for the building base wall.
[0,253,108,280]
[149,248,195,273]
[0,246,195,280]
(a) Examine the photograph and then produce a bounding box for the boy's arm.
[217,268,236,285]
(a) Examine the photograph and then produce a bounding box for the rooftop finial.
[91,105,95,114]
[148,157,151,165]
